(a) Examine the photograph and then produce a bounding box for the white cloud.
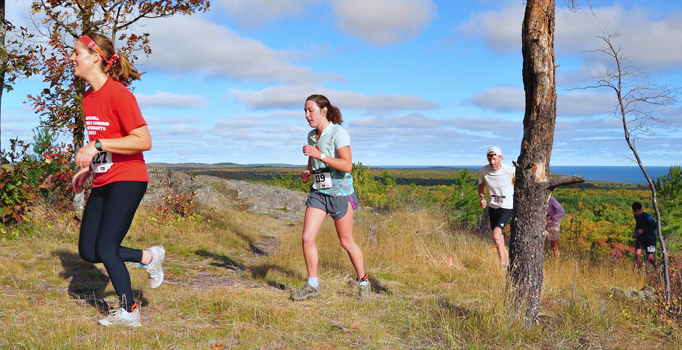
[455,3,522,53]
[210,110,308,136]
[2,113,39,123]
[6,0,36,28]
[556,62,610,87]
[213,119,268,131]
[555,5,682,68]
[136,91,208,109]
[144,15,339,83]
[214,0,321,27]
[555,118,622,134]
[456,3,682,70]
[557,90,617,117]
[664,108,682,127]
[331,0,437,45]
[462,84,620,117]
[461,84,524,113]
[147,116,204,125]
[1,123,31,135]
[230,85,439,115]
[443,116,521,132]
[349,113,441,128]
[165,124,205,137]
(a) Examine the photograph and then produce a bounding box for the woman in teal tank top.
[290,95,370,301]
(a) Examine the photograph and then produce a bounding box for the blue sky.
[2,0,682,167]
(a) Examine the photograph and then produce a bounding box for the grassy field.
[0,176,678,349]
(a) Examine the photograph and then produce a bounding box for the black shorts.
[488,207,513,231]
[635,237,656,255]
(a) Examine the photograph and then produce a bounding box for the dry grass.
[0,197,680,349]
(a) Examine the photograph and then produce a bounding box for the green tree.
[655,165,682,243]
[447,169,479,230]
[31,126,57,161]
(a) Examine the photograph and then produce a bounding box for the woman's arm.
[301,157,312,183]
[98,125,152,154]
[302,144,353,173]
[72,167,91,193]
[74,125,151,169]
[548,197,565,220]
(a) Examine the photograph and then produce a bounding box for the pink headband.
[78,35,119,72]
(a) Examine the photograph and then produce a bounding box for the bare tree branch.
[548,175,585,190]
[579,28,680,302]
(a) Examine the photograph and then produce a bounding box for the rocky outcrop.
[146,166,306,222]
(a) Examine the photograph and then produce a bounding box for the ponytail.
[80,31,143,86]
[108,53,142,86]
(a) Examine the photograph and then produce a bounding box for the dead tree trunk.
[0,0,6,156]
[508,0,583,326]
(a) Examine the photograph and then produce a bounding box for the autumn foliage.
[19,0,210,148]
[0,138,75,225]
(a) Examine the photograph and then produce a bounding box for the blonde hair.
[82,32,143,86]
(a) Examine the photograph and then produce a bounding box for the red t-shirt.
[83,77,149,187]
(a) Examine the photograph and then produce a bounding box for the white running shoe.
[99,307,141,327]
[359,282,371,299]
[142,245,165,289]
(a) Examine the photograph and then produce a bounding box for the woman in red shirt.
[70,32,164,327]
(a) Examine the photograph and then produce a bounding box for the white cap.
[487,146,502,155]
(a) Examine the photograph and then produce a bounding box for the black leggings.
[78,181,147,311]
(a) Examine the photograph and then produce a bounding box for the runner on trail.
[70,32,165,327]
[478,147,515,268]
[631,202,659,270]
[545,195,565,258]
[291,94,370,301]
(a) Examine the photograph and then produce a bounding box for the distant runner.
[70,32,165,327]
[478,147,514,267]
[291,94,370,301]
[544,195,565,259]
[632,202,659,270]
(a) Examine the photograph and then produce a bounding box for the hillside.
[0,171,678,349]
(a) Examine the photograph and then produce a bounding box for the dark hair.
[82,32,143,86]
[306,94,343,125]
[632,202,643,210]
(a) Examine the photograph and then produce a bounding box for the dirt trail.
[144,168,306,289]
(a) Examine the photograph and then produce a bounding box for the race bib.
[91,151,113,173]
[647,245,656,253]
[312,167,332,189]
[491,195,505,205]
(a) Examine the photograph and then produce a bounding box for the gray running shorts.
[306,190,359,220]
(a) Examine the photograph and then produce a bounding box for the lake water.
[547,166,671,184]
[382,165,674,184]
[450,165,672,184]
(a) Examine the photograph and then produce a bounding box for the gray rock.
[611,286,657,301]
[143,166,306,221]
